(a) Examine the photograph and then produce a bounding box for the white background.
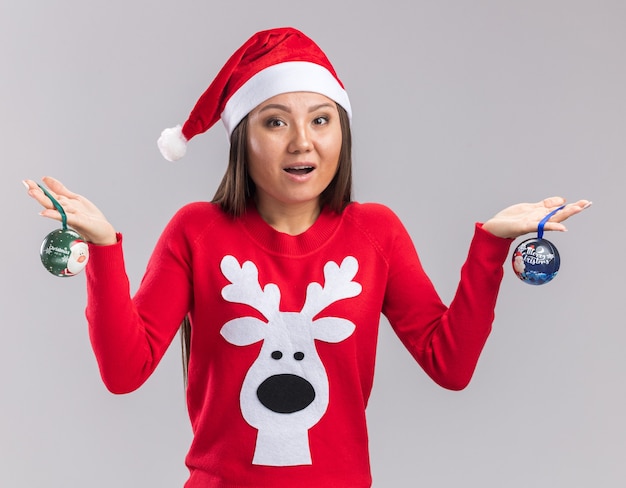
[1,1,624,486]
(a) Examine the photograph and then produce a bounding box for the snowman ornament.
[65,240,89,275]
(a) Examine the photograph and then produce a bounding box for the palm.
[483,196,591,239]
[24,176,117,245]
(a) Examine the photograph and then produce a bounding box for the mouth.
[283,165,315,176]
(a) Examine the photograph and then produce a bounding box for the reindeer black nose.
[257,374,316,413]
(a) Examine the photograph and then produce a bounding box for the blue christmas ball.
[512,237,560,285]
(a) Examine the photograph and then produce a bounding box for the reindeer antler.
[300,256,362,319]
[220,255,281,320]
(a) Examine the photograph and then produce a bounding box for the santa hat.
[157,27,352,162]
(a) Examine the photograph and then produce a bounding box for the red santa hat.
[157,27,352,162]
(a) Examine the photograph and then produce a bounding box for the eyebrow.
[258,102,335,114]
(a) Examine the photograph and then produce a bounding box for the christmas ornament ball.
[40,228,89,277]
[512,237,560,285]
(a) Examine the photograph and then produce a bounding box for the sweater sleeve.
[382,221,512,390]
[85,212,193,394]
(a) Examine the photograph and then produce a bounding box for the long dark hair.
[180,103,353,384]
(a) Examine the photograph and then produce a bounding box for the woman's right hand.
[24,176,118,246]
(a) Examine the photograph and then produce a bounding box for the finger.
[550,200,592,222]
[25,183,59,210]
[39,208,65,223]
[568,199,592,211]
[540,221,568,233]
[23,179,49,206]
[22,179,38,191]
[540,196,566,209]
[23,178,46,197]
[55,195,74,213]
[23,178,65,209]
[541,200,592,232]
[41,176,80,199]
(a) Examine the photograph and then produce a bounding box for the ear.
[220,317,267,346]
[312,318,356,343]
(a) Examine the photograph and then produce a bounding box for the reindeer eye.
[271,351,283,360]
[294,352,305,361]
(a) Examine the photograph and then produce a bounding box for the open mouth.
[284,166,315,175]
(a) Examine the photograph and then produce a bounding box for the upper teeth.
[285,166,314,172]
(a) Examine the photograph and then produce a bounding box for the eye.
[312,116,329,126]
[266,118,286,128]
[271,351,283,360]
[293,352,305,361]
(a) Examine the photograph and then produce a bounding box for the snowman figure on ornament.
[63,240,89,276]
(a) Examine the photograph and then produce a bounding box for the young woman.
[24,27,590,488]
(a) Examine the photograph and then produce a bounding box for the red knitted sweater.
[85,201,511,487]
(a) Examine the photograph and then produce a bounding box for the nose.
[288,124,312,153]
[257,374,316,413]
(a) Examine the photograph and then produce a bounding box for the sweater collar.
[238,200,343,256]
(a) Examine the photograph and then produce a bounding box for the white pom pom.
[157,125,188,161]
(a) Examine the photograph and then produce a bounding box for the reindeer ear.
[221,318,267,346]
[312,318,356,343]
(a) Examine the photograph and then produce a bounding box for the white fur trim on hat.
[221,61,352,135]
[157,125,188,162]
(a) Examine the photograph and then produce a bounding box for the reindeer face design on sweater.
[219,255,362,466]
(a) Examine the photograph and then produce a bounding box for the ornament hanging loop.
[537,204,566,239]
[38,183,68,231]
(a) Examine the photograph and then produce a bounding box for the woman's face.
[246,91,342,216]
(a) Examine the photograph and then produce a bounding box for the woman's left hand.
[482,196,592,239]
